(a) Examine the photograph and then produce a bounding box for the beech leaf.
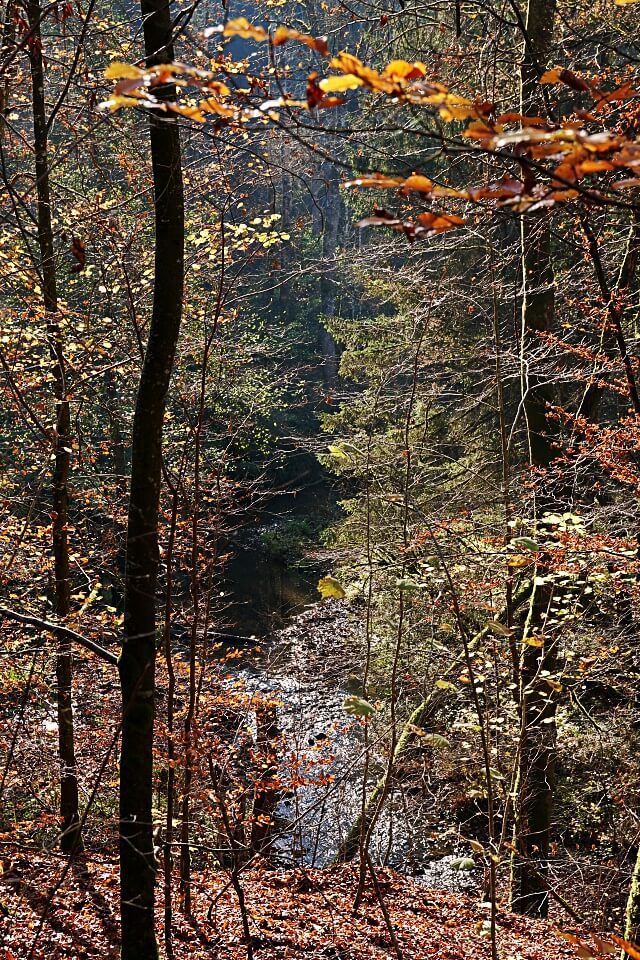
[317,575,346,599]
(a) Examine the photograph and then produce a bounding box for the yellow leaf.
[99,94,142,112]
[381,59,426,81]
[507,554,531,568]
[540,68,563,84]
[104,62,143,80]
[317,576,346,599]
[223,18,269,41]
[319,74,364,92]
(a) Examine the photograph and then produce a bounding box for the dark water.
[223,544,319,638]
[221,475,336,639]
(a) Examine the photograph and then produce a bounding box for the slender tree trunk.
[318,161,341,384]
[105,368,127,488]
[512,581,557,917]
[0,0,17,145]
[624,845,640,951]
[250,703,280,857]
[162,486,179,960]
[27,0,82,854]
[509,0,559,920]
[118,0,184,953]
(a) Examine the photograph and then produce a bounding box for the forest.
[1,0,640,956]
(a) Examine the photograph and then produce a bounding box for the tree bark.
[624,844,640,952]
[118,0,184,953]
[250,703,280,857]
[27,0,82,854]
[512,579,557,917]
[510,0,558,920]
[318,162,342,384]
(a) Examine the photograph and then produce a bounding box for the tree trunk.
[512,580,557,917]
[318,162,342,384]
[250,703,280,857]
[27,0,82,854]
[510,0,558,920]
[0,0,17,145]
[118,0,184,953]
[624,845,640,952]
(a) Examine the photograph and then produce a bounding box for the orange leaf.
[467,177,523,201]
[416,211,465,231]
[346,174,405,189]
[399,174,434,193]
[381,59,426,81]
[610,936,640,960]
[497,112,549,127]
[272,26,329,56]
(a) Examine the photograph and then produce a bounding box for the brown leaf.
[593,81,638,111]
[467,177,523,201]
[612,177,640,190]
[540,67,591,93]
[70,238,86,273]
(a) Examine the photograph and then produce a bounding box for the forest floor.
[0,854,593,960]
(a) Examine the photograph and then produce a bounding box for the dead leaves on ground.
[0,850,622,960]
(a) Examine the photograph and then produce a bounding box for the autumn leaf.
[346,173,406,190]
[467,177,524,201]
[319,74,364,93]
[416,211,465,232]
[317,575,346,599]
[540,67,592,92]
[70,238,86,273]
[222,17,269,41]
[356,208,464,241]
[307,72,345,108]
[104,61,144,80]
[99,93,143,112]
[381,59,426,81]
[556,930,597,959]
[524,636,545,647]
[610,935,640,959]
[272,26,329,56]
[342,695,376,717]
[497,112,549,127]
[484,620,514,637]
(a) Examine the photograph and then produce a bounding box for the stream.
[217,484,481,892]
